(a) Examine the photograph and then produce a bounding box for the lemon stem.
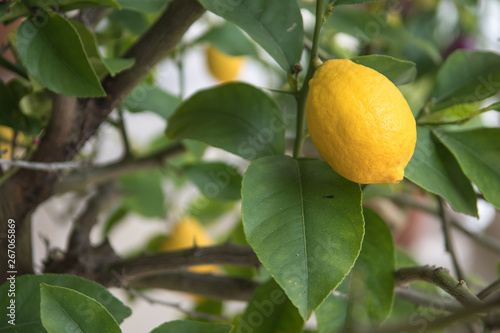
[293,0,325,158]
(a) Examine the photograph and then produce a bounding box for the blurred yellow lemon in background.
[206,45,244,82]
[161,217,218,273]
[0,125,25,160]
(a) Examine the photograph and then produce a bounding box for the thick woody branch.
[122,272,259,302]
[396,266,483,308]
[78,0,206,147]
[108,243,260,282]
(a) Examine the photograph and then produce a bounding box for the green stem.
[292,0,324,158]
[0,55,28,79]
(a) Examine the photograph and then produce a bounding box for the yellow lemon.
[0,126,25,160]
[306,59,416,184]
[160,217,218,273]
[206,45,244,82]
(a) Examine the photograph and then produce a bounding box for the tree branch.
[357,296,500,333]
[121,272,259,302]
[125,287,228,321]
[437,196,465,281]
[391,195,500,254]
[395,287,461,312]
[396,266,483,308]
[477,279,500,301]
[66,181,118,258]
[0,159,87,171]
[56,143,186,193]
[108,243,260,283]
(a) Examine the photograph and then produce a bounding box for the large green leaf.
[334,0,383,5]
[122,83,181,119]
[0,0,119,22]
[434,128,500,210]
[0,274,131,332]
[166,83,285,160]
[40,284,120,333]
[241,156,364,319]
[418,102,500,125]
[24,0,120,11]
[317,209,395,331]
[16,12,105,97]
[350,55,416,86]
[405,126,477,217]
[232,279,304,333]
[116,0,171,13]
[150,320,232,333]
[198,0,303,72]
[431,50,500,111]
[183,162,242,201]
[197,23,258,57]
[120,169,165,218]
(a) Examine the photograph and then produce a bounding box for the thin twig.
[116,108,132,159]
[396,266,483,308]
[357,296,500,333]
[395,287,461,312]
[450,220,500,254]
[477,279,500,301]
[293,0,325,158]
[437,196,465,281]
[0,159,87,171]
[126,287,228,322]
[391,195,500,254]
[56,143,186,193]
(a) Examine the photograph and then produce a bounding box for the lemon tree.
[1,0,500,333]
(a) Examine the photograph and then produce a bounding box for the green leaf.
[241,156,364,319]
[0,3,9,17]
[434,128,500,210]
[120,169,166,218]
[0,274,131,331]
[431,50,500,111]
[167,83,285,160]
[350,55,417,86]
[122,83,181,119]
[418,102,500,125]
[116,0,171,13]
[405,126,477,217]
[108,9,150,35]
[198,0,303,72]
[16,12,105,97]
[183,162,242,201]
[69,19,135,78]
[23,0,120,11]
[150,320,232,333]
[316,209,395,331]
[0,2,30,23]
[103,57,135,76]
[232,279,304,333]
[40,284,121,333]
[0,81,42,135]
[197,23,258,57]
[334,0,383,5]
